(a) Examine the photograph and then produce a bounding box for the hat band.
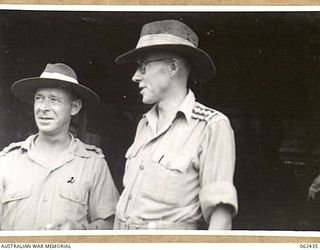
[40,72,78,84]
[136,34,196,49]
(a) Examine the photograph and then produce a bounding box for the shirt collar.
[144,89,195,122]
[20,134,36,151]
[177,89,196,124]
[144,89,195,126]
[144,104,158,132]
[68,135,91,158]
[23,133,90,158]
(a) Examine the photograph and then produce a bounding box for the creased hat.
[115,19,216,81]
[11,63,100,107]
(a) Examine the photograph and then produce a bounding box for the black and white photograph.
[0,5,319,237]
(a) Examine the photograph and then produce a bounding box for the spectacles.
[136,58,172,74]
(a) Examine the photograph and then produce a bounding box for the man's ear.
[169,58,180,78]
[71,99,82,116]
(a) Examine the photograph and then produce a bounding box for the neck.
[154,87,188,134]
[36,131,71,152]
[157,87,188,119]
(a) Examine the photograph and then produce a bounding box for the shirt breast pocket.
[153,150,191,173]
[141,150,192,206]
[58,184,89,223]
[59,185,88,206]
[2,185,32,204]
[1,185,33,229]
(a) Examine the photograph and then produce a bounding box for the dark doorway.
[1,10,320,230]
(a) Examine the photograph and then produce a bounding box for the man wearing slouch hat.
[114,19,238,230]
[0,63,119,230]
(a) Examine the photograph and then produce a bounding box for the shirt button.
[139,165,144,170]
[128,194,133,200]
[10,194,15,198]
[43,197,48,202]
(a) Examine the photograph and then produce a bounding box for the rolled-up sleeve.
[199,118,238,223]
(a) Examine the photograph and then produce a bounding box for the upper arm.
[88,158,119,222]
[198,118,238,223]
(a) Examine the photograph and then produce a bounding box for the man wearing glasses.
[114,19,238,230]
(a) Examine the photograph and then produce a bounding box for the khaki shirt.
[0,134,119,230]
[116,90,238,228]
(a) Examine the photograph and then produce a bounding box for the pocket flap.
[152,150,191,172]
[125,144,140,159]
[59,186,87,205]
[2,185,32,203]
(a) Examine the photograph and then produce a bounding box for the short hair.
[59,87,81,102]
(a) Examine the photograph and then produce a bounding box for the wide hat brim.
[115,44,216,81]
[11,77,101,108]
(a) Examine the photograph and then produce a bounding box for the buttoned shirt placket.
[116,90,238,227]
[26,136,76,229]
[123,108,178,222]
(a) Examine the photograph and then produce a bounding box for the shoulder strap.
[84,144,105,159]
[0,142,24,157]
[192,102,218,122]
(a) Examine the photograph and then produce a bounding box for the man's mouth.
[139,87,146,94]
[38,117,53,121]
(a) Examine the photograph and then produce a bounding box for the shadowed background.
[0,10,320,230]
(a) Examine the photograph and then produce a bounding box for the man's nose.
[38,99,51,110]
[132,69,142,83]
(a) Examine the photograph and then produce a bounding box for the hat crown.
[41,63,78,83]
[11,62,101,107]
[140,20,199,47]
[115,19,215,81]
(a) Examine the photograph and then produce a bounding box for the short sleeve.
[88,158,120,222]
[198,118,238,222]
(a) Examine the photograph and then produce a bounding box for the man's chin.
[142,97,156,105]
[38,127,55,135]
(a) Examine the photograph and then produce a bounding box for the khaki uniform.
[115,90,238,230]
[0,133,119,230]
